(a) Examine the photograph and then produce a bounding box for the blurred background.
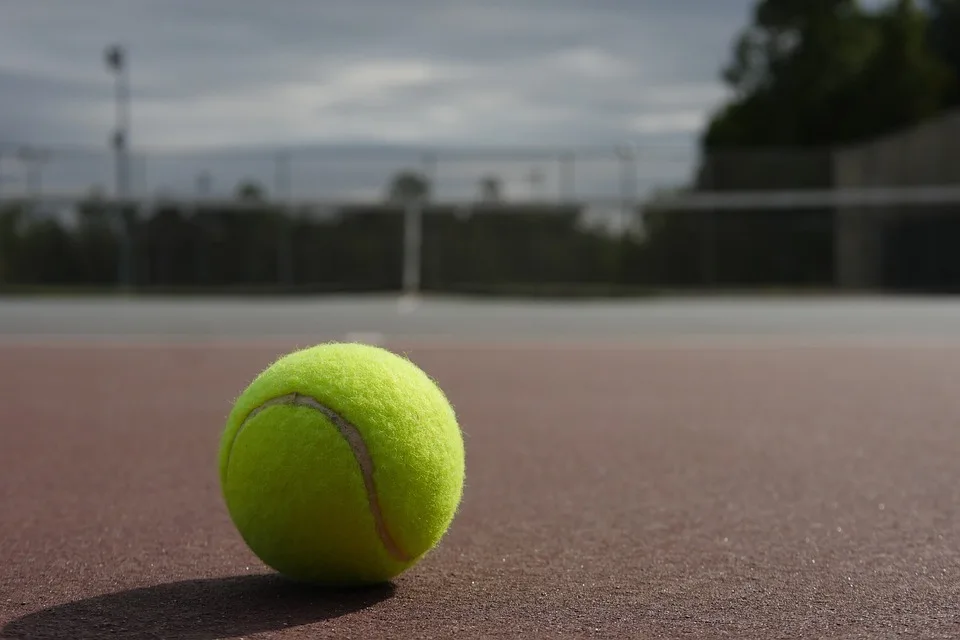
[2,0,959,298]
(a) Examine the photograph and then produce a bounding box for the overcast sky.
[0,1,755,200]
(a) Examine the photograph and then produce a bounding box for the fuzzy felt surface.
[218,342,466,585]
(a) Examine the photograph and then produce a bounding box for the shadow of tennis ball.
[1,573,394,640]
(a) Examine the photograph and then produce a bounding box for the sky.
[0,0,756,201]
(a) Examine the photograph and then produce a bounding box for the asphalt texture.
[2,295,960,638]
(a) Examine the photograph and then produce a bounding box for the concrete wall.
[697,108,960,290]
[832,109,960,289]
[833,109,960,188]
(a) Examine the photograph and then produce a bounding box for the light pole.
[616,144,638,234]
[105,45,130,199]
[559,151,576,201]
[526,167,545,201]
[105,44,133,288]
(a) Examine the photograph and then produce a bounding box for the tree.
[926,0,960,106]
[705,0,874,147]
[385,171,430,205]
[235,180,266,202]
[477,175,503,203]
[834,0,955,140]
[703,0,953,149]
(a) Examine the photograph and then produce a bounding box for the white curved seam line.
[237,392,411,563]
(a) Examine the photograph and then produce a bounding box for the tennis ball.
[218,342,465,586]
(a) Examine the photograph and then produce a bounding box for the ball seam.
[226,391,412,563]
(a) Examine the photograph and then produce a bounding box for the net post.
[402,198,423,296]
[274,150,294,287]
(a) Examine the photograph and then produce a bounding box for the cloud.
[0,0,754,197]
[630,111,711,135]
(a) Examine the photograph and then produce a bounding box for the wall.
[832,109,960,289]
[696,108,960,290]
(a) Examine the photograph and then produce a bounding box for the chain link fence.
[2,140,960,295]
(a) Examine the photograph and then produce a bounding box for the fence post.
[701,158,717,288]
[559,152,576,201]
[402,199,423,295]
[274,150,294,286]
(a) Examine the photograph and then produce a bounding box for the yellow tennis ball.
[218,342,466,586]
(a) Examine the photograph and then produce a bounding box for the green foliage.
[837,0,955,138]
[926,0,960,106]
[386,171,430,205]
[477,176,503,203]
[673,0,960,293]
[705,0,956,148]
[235,180,267,202]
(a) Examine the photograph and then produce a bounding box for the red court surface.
[3,341,960,638]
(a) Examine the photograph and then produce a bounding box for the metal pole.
[18,147,49,198]
[405,152,434,294]
[106,44,132,289]
[616,146,637,233]
[559,152,575,201]
[196,171,212,198]
[527,167,545,201]
[15,147,49,198]
[615,145,639,284]
[701,155,717,287]
[136,153,147,196]
[114,58,130,201]
[421,151,437,197]
[274,150,294,286]
[402,199,423,295]
[30,161,41,197]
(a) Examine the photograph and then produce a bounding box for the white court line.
[3,333,960,350]
[396,295,421,314]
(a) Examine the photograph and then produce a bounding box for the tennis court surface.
[3,296,960,638]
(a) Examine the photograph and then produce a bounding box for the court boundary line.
[3,334,960,350]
